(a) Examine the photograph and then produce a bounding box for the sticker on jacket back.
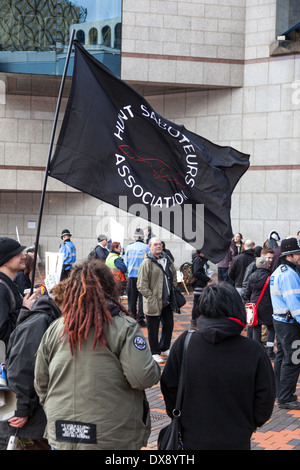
[56,420,97,444]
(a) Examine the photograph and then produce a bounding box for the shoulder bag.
[152,257,186,312]
[157,330,194,450]
[245,275,270,327]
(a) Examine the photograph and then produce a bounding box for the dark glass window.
[276,0,300,37]
[0,0,122,76]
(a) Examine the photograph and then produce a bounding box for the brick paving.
[134,293,300,451]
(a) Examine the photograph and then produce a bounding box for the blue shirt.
[270,263,300,324]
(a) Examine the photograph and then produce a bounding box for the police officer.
[270,237,300,410]
[59,229,76,280]
[124,228,149,327]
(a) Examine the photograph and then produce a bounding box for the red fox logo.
[118,145,186,188]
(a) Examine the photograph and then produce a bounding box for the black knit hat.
[280,238,300,257]
[0,237,26,267]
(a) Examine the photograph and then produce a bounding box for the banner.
[49,41,250,263]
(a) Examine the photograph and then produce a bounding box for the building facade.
[0,0,299,269]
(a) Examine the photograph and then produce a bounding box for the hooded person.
[265,231,281,250]
[0,281,66,450]
[160,282,276,450]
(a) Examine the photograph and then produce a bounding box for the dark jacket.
[244,268,272,325]
[161,317,276,450]
[95,244,109,260]
[14,270,31,295]
[0,294,61,440]
[241,261,256,299]
[270,246,282,273]
[228,249,256,288]
[0,272,24,345]
[192,253,210,290]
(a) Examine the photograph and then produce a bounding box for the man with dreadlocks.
[34,259,160,450]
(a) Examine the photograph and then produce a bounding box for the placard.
[44,252,64,288]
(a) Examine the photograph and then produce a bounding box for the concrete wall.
[121,0,246,87]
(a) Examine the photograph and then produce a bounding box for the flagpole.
[30,28,76,294]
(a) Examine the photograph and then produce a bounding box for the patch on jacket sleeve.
[56,420,97,444]
[133,336,146,350]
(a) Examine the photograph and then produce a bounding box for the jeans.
[146,305,173,355]
[273,319,300,403]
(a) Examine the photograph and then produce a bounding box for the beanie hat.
[61,229,72,239]
[256,257,269,270]
[280,238,300,257]
[97,234,107,242]
[0,237,26,267]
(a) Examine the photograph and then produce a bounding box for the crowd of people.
[0,227,299,450]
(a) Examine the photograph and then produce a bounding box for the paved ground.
[133,293,300,451]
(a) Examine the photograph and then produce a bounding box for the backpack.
[88,246,98,260]
[179,262,196,286]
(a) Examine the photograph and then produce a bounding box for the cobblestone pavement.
[134,293,300,451]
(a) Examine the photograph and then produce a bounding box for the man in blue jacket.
[270,237,300,410]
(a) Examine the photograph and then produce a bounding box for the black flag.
[49,41,250,263]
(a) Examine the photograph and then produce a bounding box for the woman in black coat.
[160,282,276,450]
[244,257,275,358]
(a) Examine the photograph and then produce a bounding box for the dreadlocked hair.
[61,259,130,355]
